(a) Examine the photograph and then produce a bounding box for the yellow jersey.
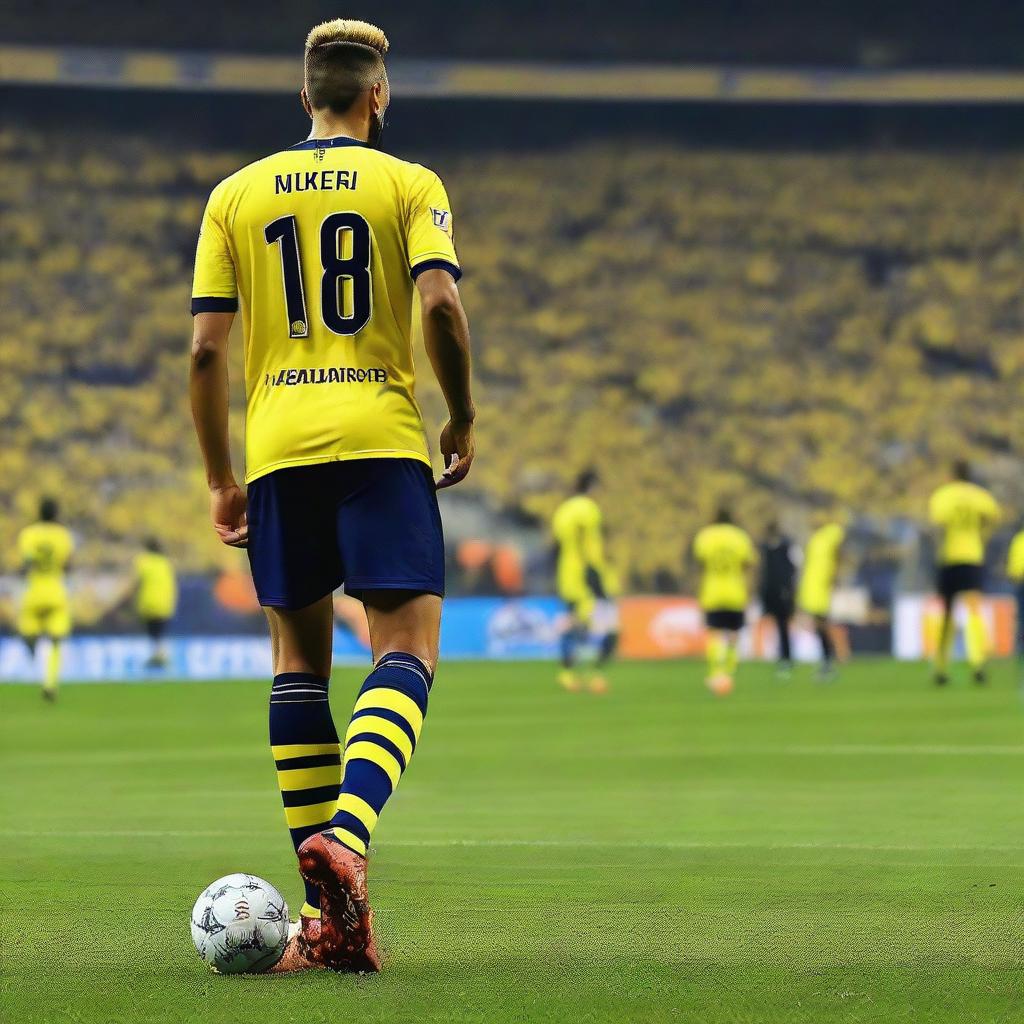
[18,522,74,607]
[928,481,1000,566]
[135,552,178,620]
[552,495,607,602]
[1007,530,1024,582]
[798,522,845,615]
[192,136,461,484]
[693,523,756,612]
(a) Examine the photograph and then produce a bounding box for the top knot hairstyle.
[304,19,390,114]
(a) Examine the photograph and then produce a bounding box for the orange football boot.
[298,830,382,973]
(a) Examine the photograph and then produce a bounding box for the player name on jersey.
[274,169,358,194]
[264,366,388,387]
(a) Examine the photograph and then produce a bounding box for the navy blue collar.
[289,136,369,151]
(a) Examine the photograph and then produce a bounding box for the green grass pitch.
[1,658,1021,1023]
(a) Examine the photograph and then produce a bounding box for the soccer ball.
[190,873,289,974]
[706,673,734,697]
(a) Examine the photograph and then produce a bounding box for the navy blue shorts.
[936,563,983,601]
[705,609,745,632]
[246,459,444,609]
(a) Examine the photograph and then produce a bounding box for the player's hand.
[436,418,475,489]
[211,483,248,547]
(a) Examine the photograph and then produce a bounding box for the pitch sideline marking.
[0,830,1020,855]
[3,743,1023,768]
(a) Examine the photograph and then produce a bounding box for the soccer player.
[1008,524,1024,669]
[16,497,74,701]
[797,518,845,681]
[551,470,614,694]
[928,461,1000,685]
[133,538,177,668]
[189,19,475,974]
[693,507,757,688]
[759,520,797,676]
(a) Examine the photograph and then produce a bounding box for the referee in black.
[760,520,797,674]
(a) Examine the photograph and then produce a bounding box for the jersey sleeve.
[692,531,706,564]
[928,490,945,525]
[405,168,461,282]
[1009,534,1024,581]
[191,185,238,314]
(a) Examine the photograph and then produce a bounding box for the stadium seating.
[3,126,1022,587]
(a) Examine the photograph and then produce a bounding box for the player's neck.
[307,113,369,145]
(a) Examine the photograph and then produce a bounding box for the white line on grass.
[3,743,1022,769]
[0,831,1020,855]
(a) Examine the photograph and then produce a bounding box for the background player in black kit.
[759,521,797,676]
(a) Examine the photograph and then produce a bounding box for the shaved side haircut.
[304,19,389,114]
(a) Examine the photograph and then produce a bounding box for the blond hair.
[305,19,389,56]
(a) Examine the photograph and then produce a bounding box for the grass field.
[1,658,1022,1023]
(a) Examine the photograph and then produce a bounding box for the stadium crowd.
[3,126,1023,587]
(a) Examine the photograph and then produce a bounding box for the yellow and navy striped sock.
[269,672,341,918]
[329,651,432,857]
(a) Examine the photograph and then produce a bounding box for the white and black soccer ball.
[190,873,289,974]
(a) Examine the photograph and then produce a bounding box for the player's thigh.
[246,465,344,611]
[145,618,167,640]
[264,595,335,677]
[362,590,441,673]
[336,459,445,603]
[46,604,72,639]
[17,606,41,637]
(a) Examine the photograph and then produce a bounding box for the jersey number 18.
[264,212,372,338]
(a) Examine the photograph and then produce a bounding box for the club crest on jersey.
[430,207,452,235]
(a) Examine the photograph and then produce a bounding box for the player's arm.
[417,268,476,489]
[1008,534,1024,582]
[189,311,246,546]
[406,169,474,488]
[745,539,759,586]
[17,532,32,576]
[190,185,245,546]
[582,516,610,589]
[982,494,1001,538]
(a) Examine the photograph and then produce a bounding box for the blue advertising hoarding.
[0,597,569,682]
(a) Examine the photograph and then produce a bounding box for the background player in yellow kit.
[189,19,475,973]
[798,517,846,681]
[693,507,757,691]
[1008,523,1024,675]
[551,469,613,693]
[928,460,1000,685]
[133,538,178,669]
[16,497,74,701]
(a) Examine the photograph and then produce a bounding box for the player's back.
[18,522,73,600]
[192,137,460,484]
[803,523,844,582]
[929,482,999,566]
[552,496,600,554]
[135,551,177,619]
[694,524,754,610]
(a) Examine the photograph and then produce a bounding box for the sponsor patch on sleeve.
[430,207,452,236]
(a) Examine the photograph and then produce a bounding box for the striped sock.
[269,672,341,918]
[329,651,432,857]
